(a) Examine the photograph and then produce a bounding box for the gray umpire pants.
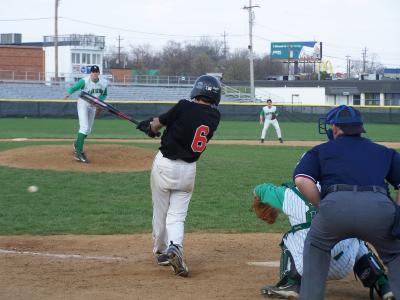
[299,191,400,300]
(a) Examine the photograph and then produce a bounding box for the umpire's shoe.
[74,151,89,163]
[375,282,395,300]
[167,241,189,277]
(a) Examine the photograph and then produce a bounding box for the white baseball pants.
[261,119,282,139]
[77,98,96,135]
[151,151,196,254]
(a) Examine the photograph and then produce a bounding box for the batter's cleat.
[261,138,265,143]
[167,242,189,277]
[74,151,89,163]
[261,277,299,299]
[155,251,170,266]
[279,138,283,143]
[375,282,395,300]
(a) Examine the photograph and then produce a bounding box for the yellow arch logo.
[317,60,333,74]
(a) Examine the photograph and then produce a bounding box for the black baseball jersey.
[158,99,221,163]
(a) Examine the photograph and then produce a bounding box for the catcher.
[252,182,394,300]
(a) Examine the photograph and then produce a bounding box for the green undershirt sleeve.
[99,87,107,101]
[67,79,85,94]
[254,183,286,210]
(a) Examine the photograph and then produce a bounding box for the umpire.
[293,105,400,300]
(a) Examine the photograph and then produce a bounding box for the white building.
[43,34,105,82]
[253,80,400,106]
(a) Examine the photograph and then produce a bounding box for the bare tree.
[223,49,249,80]
[351,53,384,77]
[128,44,161,71]
[159,41,191,76]
[254,54,285,79]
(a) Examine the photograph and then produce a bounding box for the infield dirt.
[0,233,368,300]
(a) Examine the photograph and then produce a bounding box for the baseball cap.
[90,65,100,73]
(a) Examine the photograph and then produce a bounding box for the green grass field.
[1,118,400,141]
[0,118,399,235]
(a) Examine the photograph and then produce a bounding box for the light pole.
[54,0,60,81]
[346,55,351,79]
[243,0,259,102]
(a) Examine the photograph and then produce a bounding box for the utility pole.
[346,55,351,79]
[54,0,60,81]
[116,35,123,67]
[362,47,367,74]
[222,31,228,59]
[243,0,259,102]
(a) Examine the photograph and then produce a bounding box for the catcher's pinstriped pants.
[150,151,196,255]
[299,191,400,300]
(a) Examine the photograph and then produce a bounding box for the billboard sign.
[271,41,322,61]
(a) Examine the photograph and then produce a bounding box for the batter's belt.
[326,184,387,195]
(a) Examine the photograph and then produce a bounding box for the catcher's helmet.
[190,75,221,105]
[319,105,365,139]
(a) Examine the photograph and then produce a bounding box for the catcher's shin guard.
[279,241,301,282]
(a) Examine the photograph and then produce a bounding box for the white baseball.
[27,185,39,193]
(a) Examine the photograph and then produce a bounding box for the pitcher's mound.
[0,144,156,172]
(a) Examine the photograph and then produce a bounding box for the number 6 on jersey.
[191,125,210,152]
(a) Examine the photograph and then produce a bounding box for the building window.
[384,93,400,106]
[92,54,100,64]
[71,53,80,64]
[365,93,380,106]
[81,53,92,64]
[353,94,360,105]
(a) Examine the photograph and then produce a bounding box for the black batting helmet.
[190,75,221,105]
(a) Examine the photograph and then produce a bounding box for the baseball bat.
[79,91,139,125]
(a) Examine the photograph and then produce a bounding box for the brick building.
[0,45,45,80]
[110,68,132,82]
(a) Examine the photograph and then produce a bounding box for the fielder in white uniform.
[259,99,283,143]
[253,182,394,300]
[64,65,108,163]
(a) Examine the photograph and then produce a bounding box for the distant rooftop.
[43,34,105,49]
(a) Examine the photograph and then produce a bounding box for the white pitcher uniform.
[75,76,108,135]
[260,105,282,140]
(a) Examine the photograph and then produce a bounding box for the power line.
[61,17,226,38]
[0,17,53,21]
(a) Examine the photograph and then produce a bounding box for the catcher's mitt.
[271,113,277,120]
[252,193,279,224]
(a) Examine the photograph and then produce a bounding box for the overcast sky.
[1,0,399,72]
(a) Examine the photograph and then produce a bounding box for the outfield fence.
[0,100,400,123]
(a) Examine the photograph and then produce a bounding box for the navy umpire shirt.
[293,135,400,197]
